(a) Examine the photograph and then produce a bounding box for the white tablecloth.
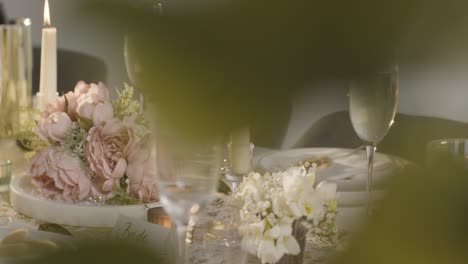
[0,144,407,263]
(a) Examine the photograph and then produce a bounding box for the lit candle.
[39,0,57,108]
[147,207,172,228]
[230,126,251,175]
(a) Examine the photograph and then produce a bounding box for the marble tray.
[10,174,161,228]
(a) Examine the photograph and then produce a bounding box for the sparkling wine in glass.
[348,66,399,212]
[154,133,222,264]
[123,2,163,108]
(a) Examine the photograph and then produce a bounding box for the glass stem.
[365,145,376,214]
[175,224,188,264]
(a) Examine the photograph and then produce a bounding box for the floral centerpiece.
[232,165,338,264]
[27,81,157,204]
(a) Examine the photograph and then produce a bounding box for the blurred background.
[2,0,468,149]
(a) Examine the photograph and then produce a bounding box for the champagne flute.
[348,66,399,213]
[123,2,163,109]
[153,127,222,264]
[123,33,145,108]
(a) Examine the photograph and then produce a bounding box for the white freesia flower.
[282,166,315,202]
[271,192,291,217]
[241,234,261,256]
[281,165,326,221]
[268,219,292,239]
[258,238,281,263]
[316,181,338,201]
[234,165,338,264]
[276,234,300,256]
[235,172,264,203]
[239,220,265,256]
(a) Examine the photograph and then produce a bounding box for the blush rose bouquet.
[27,81,158,204]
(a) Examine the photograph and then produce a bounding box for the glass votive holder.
[0,160,11,192]
[426,138,468,169]
[189,203,247,264]
[224,142,254,191]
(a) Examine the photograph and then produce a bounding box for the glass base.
[224,172,248,192]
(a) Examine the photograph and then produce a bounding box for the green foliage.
[77,115,93,131]
[17,119,47,151]
[38,223,73,236]
[105,184,140,205]
[62,123,89,169]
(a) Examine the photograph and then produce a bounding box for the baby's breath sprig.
[112,83,148,128]
[306,205,338,248]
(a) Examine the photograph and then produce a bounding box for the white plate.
[10,174,161,228]
[0,228,75,262]
[255,148,408,192]
[0,228,74,247]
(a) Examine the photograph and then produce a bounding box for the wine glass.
[123,33,145,108]
[348,65,399,213]
[154,129,222,264]
[123,2,163,108]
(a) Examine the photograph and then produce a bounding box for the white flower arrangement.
[232,165,338,264]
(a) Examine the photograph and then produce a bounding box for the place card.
[111,214,171,251]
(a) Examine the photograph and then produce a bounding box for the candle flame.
[44,0,51,27]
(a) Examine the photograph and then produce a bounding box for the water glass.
[154,132,223,263]
[0,159,11,192]
[426,138,468,169]
[0,23,32,186]
[0,22,32,138]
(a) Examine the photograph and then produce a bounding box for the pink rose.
[47,151,92,202]
[43,91,78,121]
[126,138,158,202]
[76,82,113,125]
[75,81,108,101]
[41,81,110,124]
[73,81,91,97]
[93,101,114,125]
[35,112,72,143]
[30,146,92,202]
[77,100,114,126]
[76,82,109,105]
[87,82,110,102]
[86,118,137,196]
[30,146,62,199]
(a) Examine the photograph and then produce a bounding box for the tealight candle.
[147,207,172,228]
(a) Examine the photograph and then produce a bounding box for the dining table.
[0,140,410,263]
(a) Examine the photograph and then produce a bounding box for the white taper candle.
[39,0,57,108]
